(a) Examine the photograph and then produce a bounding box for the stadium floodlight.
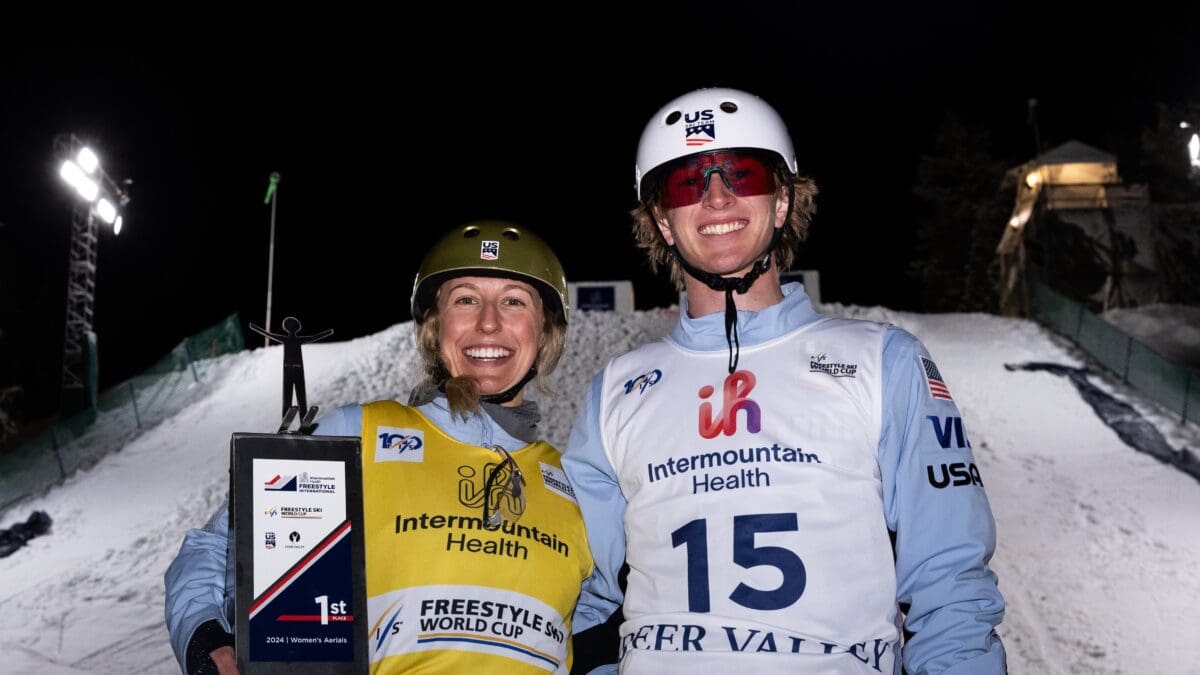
[52,133,131,414]
[58,160,100,201]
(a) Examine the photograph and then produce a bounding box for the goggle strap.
[483,445,526,530]
[665,226,782,374]
[724,287,740,374]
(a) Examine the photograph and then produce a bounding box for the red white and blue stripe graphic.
[250,520,352,620]
[685,124,715,146]
[416,632,561,669]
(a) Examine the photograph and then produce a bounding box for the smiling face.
[656,173,790,279]
[435,275,544,403]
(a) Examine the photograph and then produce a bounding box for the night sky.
[2,8,1197,422]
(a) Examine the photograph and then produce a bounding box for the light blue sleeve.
[878,327,1007,674]
[164,500,234,669]
[163,405,361,669]
[312,404,360,437]
[560,372,626,635]
[573,553,616,636]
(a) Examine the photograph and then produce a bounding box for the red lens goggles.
[655,150,779,209]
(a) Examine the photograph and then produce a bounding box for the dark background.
[2,7,1198,424]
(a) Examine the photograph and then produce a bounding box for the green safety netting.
[1,314,245,510]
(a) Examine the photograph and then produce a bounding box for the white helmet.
[635,87,798,201]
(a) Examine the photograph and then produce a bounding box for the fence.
[0,314,245,511]
[1031,281,1198,425]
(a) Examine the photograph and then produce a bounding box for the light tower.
[53,133,130,415]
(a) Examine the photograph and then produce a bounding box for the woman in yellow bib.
[166,221,613,674]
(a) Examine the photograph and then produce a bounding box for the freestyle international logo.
[264,472,336,493]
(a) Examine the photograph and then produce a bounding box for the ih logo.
[698,370,761,439]
[456,459,521,514]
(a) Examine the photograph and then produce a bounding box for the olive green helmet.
[411,221,569,326]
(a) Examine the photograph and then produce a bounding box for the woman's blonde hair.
[416,301,567,419]
[630,173,818,290]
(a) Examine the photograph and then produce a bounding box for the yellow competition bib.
[360,401,593,674]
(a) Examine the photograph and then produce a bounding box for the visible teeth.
[699,221,745,235]
[465,347,511,359]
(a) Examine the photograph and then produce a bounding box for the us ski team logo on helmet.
[685,109,715,147]
[480,240,499,260]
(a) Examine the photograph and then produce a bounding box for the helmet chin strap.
[670,226,782,374]
[480,367,537,404]
[434,364,538,404]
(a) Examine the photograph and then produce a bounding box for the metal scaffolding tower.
[61,200,99,400]
[53,133,129,414]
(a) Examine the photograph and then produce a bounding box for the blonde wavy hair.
[631,173,819,290]
[415,301,567,419]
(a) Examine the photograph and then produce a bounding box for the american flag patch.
[921,356,953,401]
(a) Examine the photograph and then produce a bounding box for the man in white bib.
[561,87,1007,674]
